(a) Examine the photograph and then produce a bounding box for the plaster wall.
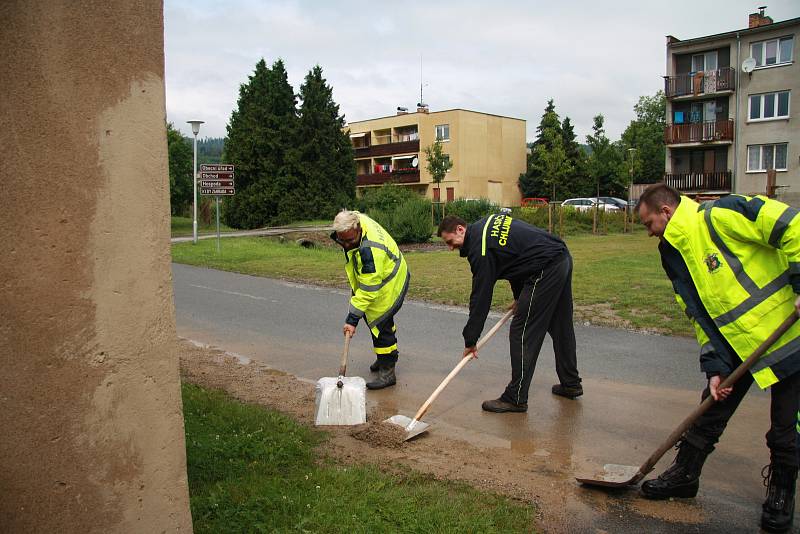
[0,1,192,532]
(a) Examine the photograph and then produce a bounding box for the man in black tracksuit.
[438,214,583,412]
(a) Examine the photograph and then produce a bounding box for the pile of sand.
[349,421,407,448]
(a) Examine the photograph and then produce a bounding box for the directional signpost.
[199,164,235,252]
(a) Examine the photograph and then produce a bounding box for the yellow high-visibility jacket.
[664,195,800,389]
[338,214,409,337]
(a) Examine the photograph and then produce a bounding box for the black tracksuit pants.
[684,367,800,467]
[501,252,581,405]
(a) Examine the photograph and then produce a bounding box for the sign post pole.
[199,164,234,252]
[216,196,221,253]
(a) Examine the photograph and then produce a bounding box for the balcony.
[664,171,732,192]
[356,168,420,186]
[353,134,419,159]
[664,68,735,99]
[664,119,734,145]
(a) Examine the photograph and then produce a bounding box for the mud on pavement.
[179,339,714,533]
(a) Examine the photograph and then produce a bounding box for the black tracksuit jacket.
[460,214,567,347]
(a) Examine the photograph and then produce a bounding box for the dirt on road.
[178,339,713,533]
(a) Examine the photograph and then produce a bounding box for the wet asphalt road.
[173,263,791,533]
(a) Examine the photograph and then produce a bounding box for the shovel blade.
[314,376,366,426]
[575,464,643,488]
[384,414,430,441]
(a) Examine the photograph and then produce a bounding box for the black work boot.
[366,363,396,390]
[761,463,797,532]
[641,440,709,499]
[552,383,583,399]
[481,398,528,413]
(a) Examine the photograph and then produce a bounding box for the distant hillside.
[198,137,224,165]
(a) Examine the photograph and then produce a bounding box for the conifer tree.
[297,65,355,218]
[519,99,568,199]
[223,59,301,228]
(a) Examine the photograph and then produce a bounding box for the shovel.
[386,308,515,441]
[576,311,798,488]
[314,332,367,426]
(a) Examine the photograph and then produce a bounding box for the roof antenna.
[420,54,424,106]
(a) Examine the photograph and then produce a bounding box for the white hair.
[332,210,361,233]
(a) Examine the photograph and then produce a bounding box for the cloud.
[164,0,799,142]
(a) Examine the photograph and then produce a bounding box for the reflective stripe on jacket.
[343,214,409,336]
[664,195,800,389]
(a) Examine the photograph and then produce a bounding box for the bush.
[443,198,498,224]
[357,184,418,213]
[370,196,433,244]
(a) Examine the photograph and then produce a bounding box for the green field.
[171,232,690,335]
[184,383,536,533]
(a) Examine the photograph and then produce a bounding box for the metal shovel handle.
[636,311,799,480]
[410,308,515,424]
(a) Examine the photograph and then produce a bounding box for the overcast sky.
[164,0,798,143]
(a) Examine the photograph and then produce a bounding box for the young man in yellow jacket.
[637,183,800,532]
[331,210,410,389]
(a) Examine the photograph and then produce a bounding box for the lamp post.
[187,120,204,244]
[627,147,637,231]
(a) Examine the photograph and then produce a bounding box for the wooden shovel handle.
[637,312,798,478]
[411,308,515,423]
[339,332,351,377]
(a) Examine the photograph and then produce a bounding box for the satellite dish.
[742,57,757,73]
[411,157,419,168]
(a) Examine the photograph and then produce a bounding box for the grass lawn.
[183,383,535,533]
[171,232,690,336]
[172,216,235,237]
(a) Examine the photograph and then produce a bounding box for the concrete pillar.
[1,1,193,531]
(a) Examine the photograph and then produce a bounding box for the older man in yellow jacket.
[331,210,410,389]
[638,183,800,532]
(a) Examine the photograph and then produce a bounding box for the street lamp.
[187,120,204,244]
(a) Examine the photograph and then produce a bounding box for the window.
[751,36,794,67]
[446,187,454,202]
[443,154,451,170]
[747,143,789,171]
[435,124,450,141]
[691,51,718,72]
[749,91,790,120]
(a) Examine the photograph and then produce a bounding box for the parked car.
[561,198,622,212]
[521,197,549,208]
[597,197,628,210]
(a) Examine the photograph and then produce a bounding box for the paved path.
[173,263,786,533]
[171,225,332,243]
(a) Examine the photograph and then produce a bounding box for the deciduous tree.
[166,122,193,216]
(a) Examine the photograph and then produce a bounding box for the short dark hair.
[636,183,680,213]
[437,215,467,236]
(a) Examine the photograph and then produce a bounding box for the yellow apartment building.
[345,106,527,206]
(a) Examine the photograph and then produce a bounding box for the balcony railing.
[373,132,419,145]
[664,119,734,145]
[354,139,420,158]
[664,68,735,98]
[664,171,732,192]
[356,169,420,186]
